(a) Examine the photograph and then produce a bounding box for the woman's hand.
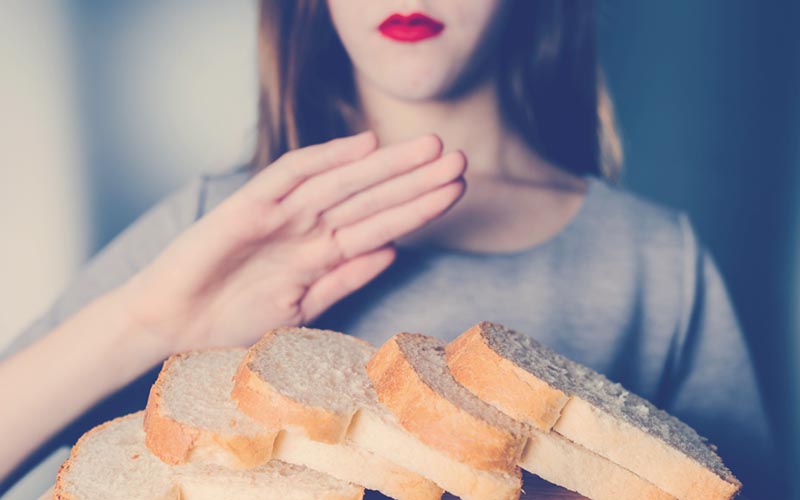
[118,131,466,354]
[0,131,464,478]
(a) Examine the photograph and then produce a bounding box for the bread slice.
[346,397,523,500]
[233,327,520,500]
[519,428,675,500]
[366,332,528,471]
[445,322,741,500]
[147,347,436,500]
[232,329,444,500]
[144,349,277,468]
[363,332,526,499]
[54,412,364,500]
[233,328,378,443]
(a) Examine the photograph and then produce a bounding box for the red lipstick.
[378,12,445,42]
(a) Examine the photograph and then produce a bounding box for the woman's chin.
[370,76,456,102]
[354,58,463,102]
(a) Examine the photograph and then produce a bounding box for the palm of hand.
[120,131,466,353]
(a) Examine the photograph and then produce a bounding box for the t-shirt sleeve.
[666,214,786,497]
[0,177,206,361]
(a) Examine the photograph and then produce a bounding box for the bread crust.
[366,333,526,473]
[144,351,276,467]
[446,323,569,432]
[54,414,114,500]
[143,400,198,465]
[232,341,352,444]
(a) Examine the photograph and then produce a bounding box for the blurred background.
[1,0,798,497]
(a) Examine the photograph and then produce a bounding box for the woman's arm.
[0,131,467,480]
[0,290,168,478]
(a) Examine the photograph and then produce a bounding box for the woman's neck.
[353,72,570,186]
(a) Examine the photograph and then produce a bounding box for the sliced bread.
[231,328,443,500]
[347,404,521,500]
[233,328,377,443]
[144,349,277,468]
[53,412,363,500]
[518,428,675,500]
[445,321,741,500]
[232,327,519,500]
[364,332,527,499]
[147,347,437,500]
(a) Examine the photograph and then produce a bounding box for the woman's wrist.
[95,287,174,388]
[0,289,173,477]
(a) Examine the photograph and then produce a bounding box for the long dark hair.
[254,0,622,179]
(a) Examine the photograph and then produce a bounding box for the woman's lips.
[378,12,445,42]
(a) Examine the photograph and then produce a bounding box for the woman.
[0,0,779,496]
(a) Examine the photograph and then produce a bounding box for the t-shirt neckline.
[395,174,602,259]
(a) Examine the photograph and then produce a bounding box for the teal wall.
[598,0,800,495]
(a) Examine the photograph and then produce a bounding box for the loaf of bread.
[44,321,740,500]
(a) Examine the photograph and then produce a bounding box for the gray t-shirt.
[1,168,780,495]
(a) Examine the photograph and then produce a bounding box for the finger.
[333,179,465,259]
[241,130,379,202]
[300,245,397,322]
[323,150,467,229]
[280,133,443,216]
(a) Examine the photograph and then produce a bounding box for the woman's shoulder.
[583,176,696,251]
[0,166,255,360]
[569,176,704,291]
